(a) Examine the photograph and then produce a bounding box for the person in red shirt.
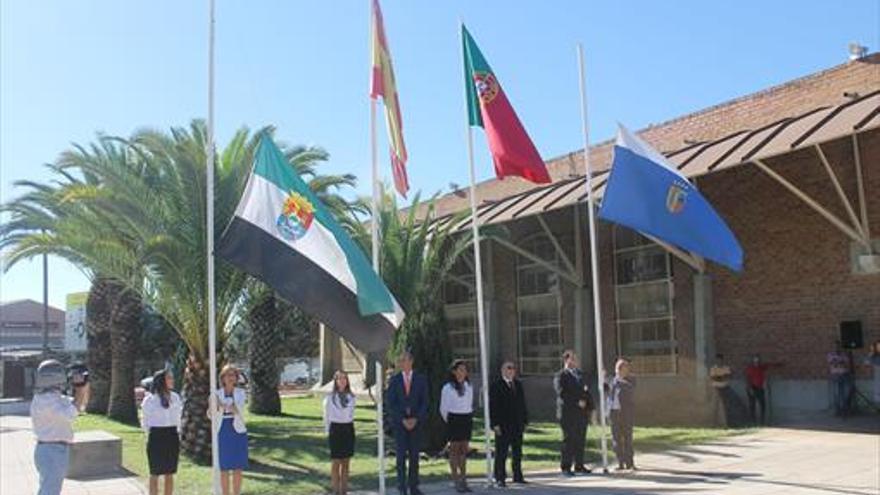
[745,355,783,425]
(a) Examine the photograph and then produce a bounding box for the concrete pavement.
[2,406,877,494]
[368,424,879,495]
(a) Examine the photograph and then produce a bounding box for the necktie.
[404,373,411,396]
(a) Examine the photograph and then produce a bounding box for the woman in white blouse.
[440,359,474,493]
[212,364,248,495]
[141,369,182,495]
[323,370,356,495]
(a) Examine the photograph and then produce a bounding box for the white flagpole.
[577,43,609,473]
[460,21,493,487]
[206,0,221,492]
[369,2,386,492]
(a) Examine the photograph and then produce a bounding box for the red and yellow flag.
[370,0,408,197]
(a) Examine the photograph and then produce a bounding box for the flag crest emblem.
[474,72,499,104]
[666,183,688,214]
[277,192,314,241]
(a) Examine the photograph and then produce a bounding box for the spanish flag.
[462,25,551,184]
[217,135,404,353]
[370,0,409,197]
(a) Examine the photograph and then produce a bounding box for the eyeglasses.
[504,365,516,370]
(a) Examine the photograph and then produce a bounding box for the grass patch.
[75,395,742,494]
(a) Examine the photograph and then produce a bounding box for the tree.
[84,277,114,414]
[356,189,471,453]
[1,122,253,462]
[0,143,142,422]
[245,286,281,415]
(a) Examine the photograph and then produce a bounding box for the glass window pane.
[616,282,671,320]
[516,235,562,376]
[613,227,652,250]
[615,246,668,284]
[619,320,676,374]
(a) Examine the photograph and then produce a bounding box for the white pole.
[577,43,609,473]
[369,3,386,492]
[206,0,220,492]
[460,21,493,486]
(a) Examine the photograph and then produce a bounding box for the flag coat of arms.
[462,25,551,184]
[370,0,409,197]
[599,125,744,272]
[217,135,404,353]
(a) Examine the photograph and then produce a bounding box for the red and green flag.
[462,25,551,184]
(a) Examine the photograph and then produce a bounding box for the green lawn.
[75,396,742,494]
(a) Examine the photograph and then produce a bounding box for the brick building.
[323,54,879,425]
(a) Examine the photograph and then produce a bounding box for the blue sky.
[1,0,878,309]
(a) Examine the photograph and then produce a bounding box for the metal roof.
[442,90,880,232]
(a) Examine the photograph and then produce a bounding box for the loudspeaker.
[840,321,863,350]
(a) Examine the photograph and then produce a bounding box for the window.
[443,256,479,369]
[613,227,676,374]
[517,235,563,375]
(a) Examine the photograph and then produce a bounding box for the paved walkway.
[373,424,879,495]
[0,413,144,495]
[2,408,877,494]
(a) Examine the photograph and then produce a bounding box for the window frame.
[442,256,480,370]
[612,227,678,376]
[516,234,564,376]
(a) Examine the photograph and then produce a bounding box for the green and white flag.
[217,135,403,352]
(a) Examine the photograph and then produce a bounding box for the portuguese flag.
[217,135,403,353]
[462,25,551,184]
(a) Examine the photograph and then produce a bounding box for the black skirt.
[446,413,473,442]
[329,422,355,459]
[147,426,180,475]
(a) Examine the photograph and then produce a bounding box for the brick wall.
[701,129,880,380]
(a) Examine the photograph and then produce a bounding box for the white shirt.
[439,381,473,422]
[213,387,247,434]
[323,393,356,432]
[141,391,183,433]
[31,392,78,443]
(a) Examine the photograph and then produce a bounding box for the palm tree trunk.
[85,277,113,414]
[107,286,141,424]
[248,290,281,415]
[180,352,212,463]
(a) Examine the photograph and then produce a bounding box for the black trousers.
[393,425,421,490]
[560,412,588,471]
[493,427,523,482]
[747,386,766,425]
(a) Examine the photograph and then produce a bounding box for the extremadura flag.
[217,135,404,352]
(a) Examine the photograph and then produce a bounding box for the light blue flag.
[598,125,744,272]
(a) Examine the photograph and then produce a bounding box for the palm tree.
[84,277,113,414]
[2,122,254,461]
[355,189,471,452]
[244,144,366,416]
[0,145,142,423]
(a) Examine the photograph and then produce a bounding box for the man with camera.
[30,359,91,495]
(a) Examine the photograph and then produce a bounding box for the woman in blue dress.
[213,364,248,495]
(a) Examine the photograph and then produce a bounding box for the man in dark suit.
[387,350,428,495]
[555,350,592,475]
[489,360,529,487]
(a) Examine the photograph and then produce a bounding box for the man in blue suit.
[387,350,428,495]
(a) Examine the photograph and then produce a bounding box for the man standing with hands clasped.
[489,360,529,487]
[555,350,593,476]
[387,350,428,495]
